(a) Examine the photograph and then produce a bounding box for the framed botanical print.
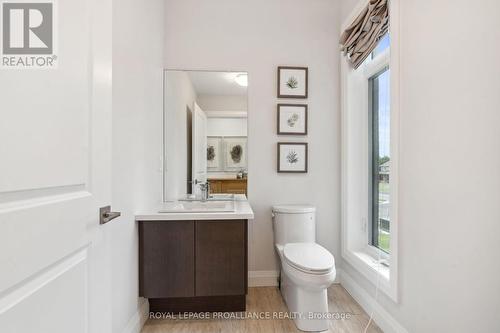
[224,137,247,170]
[277,142,308,173]
[277,66,308,99]
[277,104,308,135]
[207,137,222,170]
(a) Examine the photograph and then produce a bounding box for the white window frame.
[340,0,400,302]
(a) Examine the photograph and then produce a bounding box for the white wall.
[207,117,248,178]
[165,0,341,273]
[197,94,247,111]
[111,0,164,331]
[340,0,361,24]
[340,1,500,332]
[164,71,197,200]
[207,118,247,137]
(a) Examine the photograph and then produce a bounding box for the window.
[372,34,390,59]
[340,28,398,301]
[369,67,390,253]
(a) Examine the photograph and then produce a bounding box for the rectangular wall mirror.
[163,70,249,201]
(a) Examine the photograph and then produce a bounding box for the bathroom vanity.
[147,69,252,312]
[136,196,254,312]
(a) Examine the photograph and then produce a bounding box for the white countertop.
[135,194,254,221]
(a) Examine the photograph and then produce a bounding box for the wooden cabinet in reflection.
[209,178,247,195]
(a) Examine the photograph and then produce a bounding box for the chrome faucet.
[198,181,210,201]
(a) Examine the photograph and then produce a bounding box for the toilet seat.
[283,243,335,275]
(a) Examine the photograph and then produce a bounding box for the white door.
[0,0,113,332]
[192,102,207,195]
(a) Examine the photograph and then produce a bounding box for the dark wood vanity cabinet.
[138,219,248,312]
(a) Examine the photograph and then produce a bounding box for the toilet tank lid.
[272,205,316,214]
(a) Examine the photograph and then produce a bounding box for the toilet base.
[280,271,331,332]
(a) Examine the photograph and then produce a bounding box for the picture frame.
[277,104,308,135]
[207,137,222,170]
[277,66,308,99]
[277,142,308,173]
[224,137,247,170]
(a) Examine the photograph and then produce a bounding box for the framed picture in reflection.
[207,137,222,170]
[224,137,247,170]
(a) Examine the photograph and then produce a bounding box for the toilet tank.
[272,205,316,246]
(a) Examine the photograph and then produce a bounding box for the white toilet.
[272,205,336,332]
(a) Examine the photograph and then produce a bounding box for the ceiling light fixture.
[234,73,248,87]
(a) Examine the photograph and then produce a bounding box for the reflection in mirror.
[164,70,248,201]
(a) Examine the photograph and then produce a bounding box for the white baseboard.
[248,270,279,287]
[122,298,149,333]
[338,269,408,333]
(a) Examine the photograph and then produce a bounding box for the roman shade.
[340,0,389,69]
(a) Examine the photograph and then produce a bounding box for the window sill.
[352,249,390,280]
[342,246,397,301]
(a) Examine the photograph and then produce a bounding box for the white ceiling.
[188,71,248,96]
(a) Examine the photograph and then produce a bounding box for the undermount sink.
[158,200,235,213]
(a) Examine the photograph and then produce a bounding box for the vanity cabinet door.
[195,220,247,296]
[139,221,195,298]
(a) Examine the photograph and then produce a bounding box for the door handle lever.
[100,206,122,225]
